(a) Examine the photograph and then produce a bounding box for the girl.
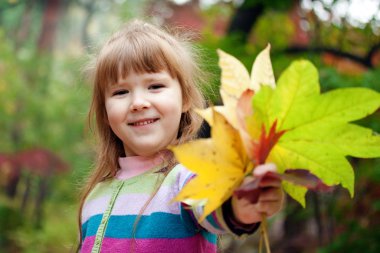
[78,20,283,253]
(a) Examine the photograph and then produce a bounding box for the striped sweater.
[81,159,258,253]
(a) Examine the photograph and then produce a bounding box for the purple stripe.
[81,234,216,253]
[211,211,224,230]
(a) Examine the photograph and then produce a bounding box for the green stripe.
[87,165,182,201]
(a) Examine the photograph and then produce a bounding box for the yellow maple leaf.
[171,110,252,221]
[200,44,275,129]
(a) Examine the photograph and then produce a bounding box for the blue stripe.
[82,222,88,242]
[201,230,217,244]
[206,214,221,230]
[179,204,217,244]
[82,212,198,239]
[180,203,201,233]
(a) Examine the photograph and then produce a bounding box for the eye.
[149,84,165,90]
[112,89,129,96]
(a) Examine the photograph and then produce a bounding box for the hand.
[231,163,284,224]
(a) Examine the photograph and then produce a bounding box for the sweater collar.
[116,150,172,180]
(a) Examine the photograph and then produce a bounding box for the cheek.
[105,101,126,124]
[171,88,185,114]
[167,98,183,120]
[159,99,182,130]
[170,106,184,135]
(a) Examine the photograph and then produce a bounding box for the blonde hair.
[77,20,206,249]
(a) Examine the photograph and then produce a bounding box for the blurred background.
[0,0,379,252]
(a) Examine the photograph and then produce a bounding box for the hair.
[77,19,206,250]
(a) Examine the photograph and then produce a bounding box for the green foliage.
[242,0,294,10]
[117,0,147,20]
[0,0,26,10]
[0,200,22,250]
[319,67,380,92]
[251,10,295,50]
[318,221,380,253]
[357,158,380,182]
[0,29,24,151]
[9,201,78,253]
[0,21,91,251]
[0,25,91,151]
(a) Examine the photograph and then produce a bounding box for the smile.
[128,118,159,126]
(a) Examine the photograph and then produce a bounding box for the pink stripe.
[81,235,216,253]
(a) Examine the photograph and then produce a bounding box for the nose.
[129,93,150,112]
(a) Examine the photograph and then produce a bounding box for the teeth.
[133,119,155,126]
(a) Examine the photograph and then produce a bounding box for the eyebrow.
[142,77,168,83]
[116,73,171,86]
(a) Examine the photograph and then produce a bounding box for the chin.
[132,146,163,157]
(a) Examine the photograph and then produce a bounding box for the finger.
[254,200,283,217]
[258,187,284,202]
[234,196,253,207]
[259,177,282,188]
[257,190,284,214]
[253,163,277,177]
[241,176,254,186]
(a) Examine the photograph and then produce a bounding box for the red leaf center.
[254,120,286,165]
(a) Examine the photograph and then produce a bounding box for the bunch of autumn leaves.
[171,45,380,220]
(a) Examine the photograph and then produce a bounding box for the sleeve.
[177,166,260,237]
[221,198,261,236]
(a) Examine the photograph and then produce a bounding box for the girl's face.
[105,70,184,157]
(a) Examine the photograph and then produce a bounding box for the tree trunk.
[37,0,62,53]
[227,2,265,42]
[20,173,32,213]
[34,176,48,229]
[35,0,63,93]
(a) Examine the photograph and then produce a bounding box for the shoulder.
[168,163,192,175]
[85,178,117,202]
[164,163,195,191]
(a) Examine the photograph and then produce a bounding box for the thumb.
[253,163,277,178]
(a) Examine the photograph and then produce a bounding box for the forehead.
[96,33,180,90]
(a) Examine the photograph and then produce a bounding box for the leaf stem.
[259,230,263,253]
[261,214,271,253]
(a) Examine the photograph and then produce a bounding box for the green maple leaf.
[250,60,380,206]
